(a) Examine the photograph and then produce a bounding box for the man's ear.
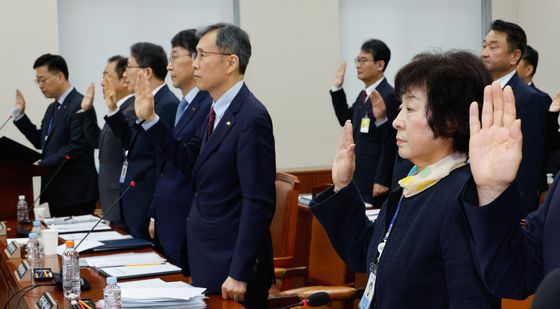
[375,60,386,72]
[226,54,240,75]
[144,67,154,80]
[510,49,522,66]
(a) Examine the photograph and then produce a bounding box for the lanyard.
[376,196,403,264]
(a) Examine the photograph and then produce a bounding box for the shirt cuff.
[375,117,388,127]
[141,115,160,131]
[150,218,155,222]
[330,86,343,92]
[106,109,119,117]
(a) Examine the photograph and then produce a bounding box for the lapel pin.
[226,121,231,126]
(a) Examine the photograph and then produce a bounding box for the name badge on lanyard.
[360,113,370,133]
[119,151,129,184]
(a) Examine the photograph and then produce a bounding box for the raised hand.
[549,91,560,112]
[15,89,26,114]
[102,75,117,112]
[469,82,522,205]
[370,90,387,120]
[333,62,347,88]
[373,183,389,197]
[332,120,356,191]
[80,83,95,111]
[134,71,156,122]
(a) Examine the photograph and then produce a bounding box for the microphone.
[75,170,146,250]
[532,268,560,309]
[279,292,330,309]
[26,155,72,215]
[0,114,12,131]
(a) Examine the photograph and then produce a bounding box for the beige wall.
[492,0,559,96]
[239,0,341,169]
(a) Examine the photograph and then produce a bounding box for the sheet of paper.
[83,252,166,268]
[46,222,111,234]
[43,214,101,225]
[7,238,28,246]
[99,262,181,279]
[56,240,104,255]
[59,231,131,242]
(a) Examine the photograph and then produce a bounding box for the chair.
[271,172,300,268]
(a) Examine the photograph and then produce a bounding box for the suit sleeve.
[310,183,376,273]
[375,94,399,186]
[461,179,546,299]
[330,89,354,126]
[13,114,43,149]
[78,109,100,149]
[105,111,134,150]
[228,113,276,281]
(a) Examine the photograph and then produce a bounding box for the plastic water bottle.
[103,276,122,309]
[17,195,29,223]
[26,232,40,271]
[62,240,80,300]
[31,220,44,256]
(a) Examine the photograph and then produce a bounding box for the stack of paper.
[366,208,380,222]
[97,278,207,308]
[59,231,132,242]
[83,252,166,268]
[42,214,102,225]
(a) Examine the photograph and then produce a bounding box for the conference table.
[0,220,244,309]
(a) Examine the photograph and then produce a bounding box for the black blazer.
[14,88,98,209]
[105,85,178,239]
[330,78,398,199]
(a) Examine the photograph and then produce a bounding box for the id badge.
[119,160,128,184]
[360,116,370,133]
[359,271,376,309]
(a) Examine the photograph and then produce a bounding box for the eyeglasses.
[168,53,191,65]
[34,74,57,85]
[191,51,232,62]
[126,64,146,70]
[354,57,375,65]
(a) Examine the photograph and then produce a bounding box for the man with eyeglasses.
[141,29,212,273]
[330,39,398,206]
[134,23,275,308]
[103,42,178,240]
[11,53,98,217]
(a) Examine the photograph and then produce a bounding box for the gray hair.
[196,23,251,74]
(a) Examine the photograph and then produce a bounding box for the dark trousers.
[49,201,96,217]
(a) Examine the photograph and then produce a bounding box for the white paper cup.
[33,207,47,221]
[41,229,59,256]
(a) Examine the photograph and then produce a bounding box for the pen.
[79,300,91,309]
[125,262,166,267]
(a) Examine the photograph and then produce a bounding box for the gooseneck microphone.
[279,291,330,309]
[532,268,560,309]
[0,114,12,131]
[26,155,71,215]
[75,170,146,250]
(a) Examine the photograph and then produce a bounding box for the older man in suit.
[134,23,275,308]
[104,42,178,239]
[13,54,98,217]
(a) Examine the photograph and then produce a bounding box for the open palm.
[332,120,356,191]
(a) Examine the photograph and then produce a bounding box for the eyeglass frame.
[34,73,59,85]
[354,57,376,66]
[191,51,233,62]
[168,53,192,65]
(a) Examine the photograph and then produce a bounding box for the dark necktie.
[175,97,189,126]
[357,90,367,105]
[47,102,60,135]
[207,106,216,138]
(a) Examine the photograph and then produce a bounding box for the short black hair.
[196,23,251,74]
[33,54,69,80]
[489,19,527,63]
[130,42,168,81]
[107,55,127,79]
[522,45,539,77]
[361,39,391,72]
[395,50,491,153]
[171,29,198,55]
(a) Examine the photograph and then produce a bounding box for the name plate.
[34,292,57,309]
[4,241,21,259]
[0,221,6,236]
[15,260,29,280]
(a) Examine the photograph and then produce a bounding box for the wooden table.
[0,220,244,309]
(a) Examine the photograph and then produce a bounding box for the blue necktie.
[47,102,60,135]
[175,97,189,126]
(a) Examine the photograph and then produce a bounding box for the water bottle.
[103,276,122,309]
[26,232,40,271]
[31,220,44,256]
[62,240,80,300]
[17,195,29,223]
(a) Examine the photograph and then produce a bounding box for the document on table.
[59,231,132,242]
[83,252,166,268]
[45,221,111,233]
[42,214,101,225]
[98,262,181,279]
[56,240,104,255]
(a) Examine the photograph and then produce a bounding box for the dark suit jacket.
[310,167,499,308]
[14,88,98,210]
[151,90,212,269]
[141,84,275,301]
[507,74,546,215]
[330,78,398,203]
[105,85,178,239]
[530,84,560,180]
[462,174,560,299]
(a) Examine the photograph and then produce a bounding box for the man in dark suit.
[79,55,134,228]
[12,54,98,217]
[329,39,398,206]
[480,19,546,216]
[462,82,559,299]
[144,29,212,271]
[104,43,178,239]
[134,23,275,308]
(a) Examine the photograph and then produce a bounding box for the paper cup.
[41,229,59,256]
[34,207,47,221]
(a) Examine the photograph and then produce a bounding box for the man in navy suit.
[462,82,559,299]
[480,20,546,216]
[329,39,398,206]
[144,29,212,271]
[13,54,98,217]
[135,23,275,308]
[104,43,178,239]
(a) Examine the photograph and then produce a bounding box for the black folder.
[89,238,154,252]
[0,136,41,163]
